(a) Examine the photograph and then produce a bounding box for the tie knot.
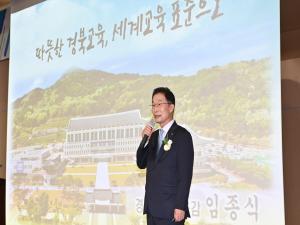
[159,129,164,139]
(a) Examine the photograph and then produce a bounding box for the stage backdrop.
[7,1,284,225]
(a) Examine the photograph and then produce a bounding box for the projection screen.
[7,1,284,225]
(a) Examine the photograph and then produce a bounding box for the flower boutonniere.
[163,137,173,151]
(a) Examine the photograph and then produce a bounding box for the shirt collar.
[160,119,174,137]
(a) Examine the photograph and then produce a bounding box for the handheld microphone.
[138,118,156,149]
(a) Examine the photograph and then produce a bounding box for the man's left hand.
[174,208,185,222]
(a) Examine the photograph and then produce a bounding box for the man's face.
[152,93,174,128]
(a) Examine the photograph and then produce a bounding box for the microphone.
[138,118,156,149]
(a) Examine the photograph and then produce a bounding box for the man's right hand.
[142,125,153,140]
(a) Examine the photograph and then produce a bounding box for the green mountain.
[12,58,272,148]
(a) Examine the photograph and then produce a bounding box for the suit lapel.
[156,121,178,163]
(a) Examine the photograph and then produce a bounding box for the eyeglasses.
[150,102,171,109]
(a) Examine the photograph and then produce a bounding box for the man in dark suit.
[137,87,194,225]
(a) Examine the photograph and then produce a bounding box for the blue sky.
[9,0,280,100]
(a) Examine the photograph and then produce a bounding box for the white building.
[63,110,145,163]
[11,145,50,173]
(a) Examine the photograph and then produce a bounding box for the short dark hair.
[152,87,175,105]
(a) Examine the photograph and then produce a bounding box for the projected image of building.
[86,163,126,214]
[64,110,145,163]
[11,146,50,174]
[63,109,212,180]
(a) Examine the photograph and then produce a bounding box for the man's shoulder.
[175,124,192,137]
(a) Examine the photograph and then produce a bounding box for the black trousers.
[147,214,185,225]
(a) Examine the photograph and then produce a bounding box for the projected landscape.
[7,0,284,224]
[8,59,273,225]
[12,58,272,148]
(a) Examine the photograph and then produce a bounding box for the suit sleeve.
[175,130,194,210]
[136,138,151,169]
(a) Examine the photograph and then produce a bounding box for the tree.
[25,191,49,222]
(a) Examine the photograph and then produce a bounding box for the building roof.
[67,110,145,131]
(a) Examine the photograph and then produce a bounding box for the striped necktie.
[156,129,164,156]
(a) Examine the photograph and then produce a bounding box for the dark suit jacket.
[136,121,194,219]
